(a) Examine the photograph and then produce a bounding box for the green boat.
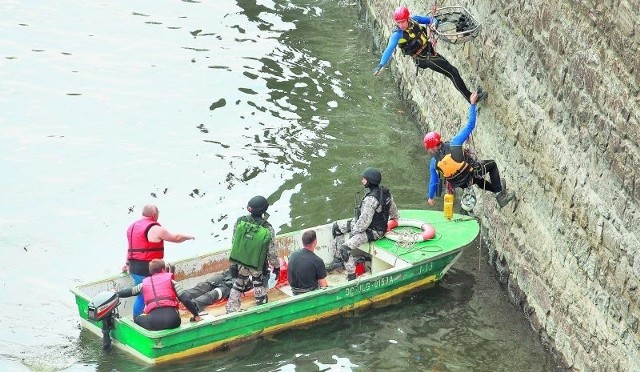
[70,209,479,365]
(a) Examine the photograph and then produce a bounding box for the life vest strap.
[144,296,174,305]
[128,247,164,253]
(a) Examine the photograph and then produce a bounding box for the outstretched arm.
[150,225,195,243]
[427,158,439,203]
[411,15,437,26]
[116,283,143,298]
[450,101,477,146]
[374,31,402,75]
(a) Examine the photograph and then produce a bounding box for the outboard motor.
[87,291,120,350]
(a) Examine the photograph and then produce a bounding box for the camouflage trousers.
[225,266,267,313]
[332,219,384,275]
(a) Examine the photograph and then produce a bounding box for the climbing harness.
[427,6,482,45]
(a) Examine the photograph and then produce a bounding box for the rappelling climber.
[373,6,487,104]
[424,92,515,208]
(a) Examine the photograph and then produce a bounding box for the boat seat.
[353,242,411,273]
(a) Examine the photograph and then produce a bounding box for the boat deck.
[371,211,476,265]
[177,210,475,322]
[175,211,479,323]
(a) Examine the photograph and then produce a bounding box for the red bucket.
[355,260,365,276]
[277,258,288,285]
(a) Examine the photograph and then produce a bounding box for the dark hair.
[149,259,166,275]
[301,230,317,246]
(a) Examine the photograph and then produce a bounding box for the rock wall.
[361,0,640,370]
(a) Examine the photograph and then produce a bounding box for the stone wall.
[361,0,640,370]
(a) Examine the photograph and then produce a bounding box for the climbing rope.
[429,0,439,55]
[428,5,482,45]
[468,124,485,271]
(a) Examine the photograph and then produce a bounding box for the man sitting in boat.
[424,92,515,209]
[226,195,281,313]
[327,167,400,280]
[116,259,202,331]
[182,269,236,312]
[287,230,328,295]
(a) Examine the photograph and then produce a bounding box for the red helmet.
[423,131,441,150]
[393,6,410,22]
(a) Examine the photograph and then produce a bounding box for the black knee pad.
[253,276,266,288]
[339,244,352,262]
[332,222,342,237]
[255,295,268,305]
[232,276,249,292]
[232,283,245,292]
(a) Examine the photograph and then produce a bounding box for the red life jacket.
[141,272,178,313]
[127,217,164,261]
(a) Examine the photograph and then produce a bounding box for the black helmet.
[247,195,269,215]
[361,167,382,186]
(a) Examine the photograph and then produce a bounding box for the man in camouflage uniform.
[327,167,399,280]
[226,195,280,313]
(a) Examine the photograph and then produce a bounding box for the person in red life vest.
[116,259,201,331]
[122,204,195,317]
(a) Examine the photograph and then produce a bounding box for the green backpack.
[229,217,272,270]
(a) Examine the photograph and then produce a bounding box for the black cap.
[361,167,382,185]
[247,195,269,215]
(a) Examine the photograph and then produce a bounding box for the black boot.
[495,179,515,208]
[255,294,268,305]
[347,273,357,281]
[476,87,488,103]
[325,257,344,272]
[496,191,515,208]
